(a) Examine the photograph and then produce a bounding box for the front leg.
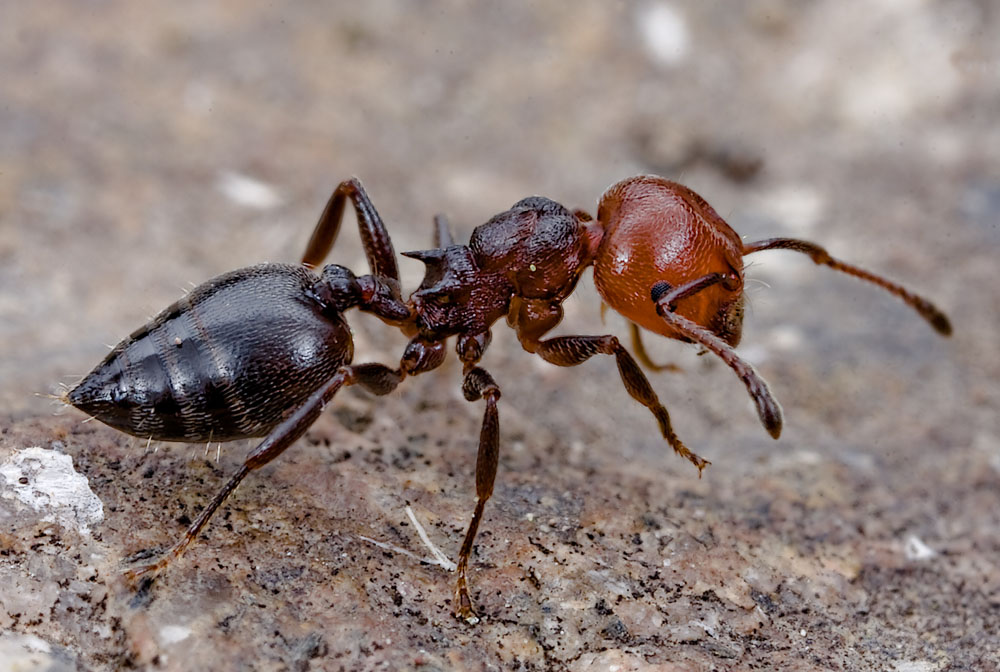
[507,298,706,470]
[534,335,709,473]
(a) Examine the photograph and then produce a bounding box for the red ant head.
[591,175,746,347]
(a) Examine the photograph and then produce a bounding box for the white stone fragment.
[0,634,57,671]
[903,534,937,561]
[0,446,104,535]
[159,624,192,645]
[893,661,940,672]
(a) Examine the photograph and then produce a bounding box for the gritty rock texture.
[1,1,998,670]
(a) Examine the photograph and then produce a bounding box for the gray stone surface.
[1,1,997,670]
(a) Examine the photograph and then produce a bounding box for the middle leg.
[453,365,501,624]
[629,322,682,373]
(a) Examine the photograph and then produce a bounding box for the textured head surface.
[593,175,746,346]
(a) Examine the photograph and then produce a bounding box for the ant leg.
[433,214,455,248]
[401,335,449,376]
[651,292,783,439]
[743,237,951,335]
[124,363,403,584]
[301,178,401,292]
[533,335,710,473]
[629,322,681,373]
[453,366,501,624]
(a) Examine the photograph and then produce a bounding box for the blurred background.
[1,1,997,669]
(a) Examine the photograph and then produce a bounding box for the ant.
[66,175,951,623]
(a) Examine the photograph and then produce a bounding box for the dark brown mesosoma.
[67,175,952,622]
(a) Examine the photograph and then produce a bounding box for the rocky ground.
[1,2,998,670]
